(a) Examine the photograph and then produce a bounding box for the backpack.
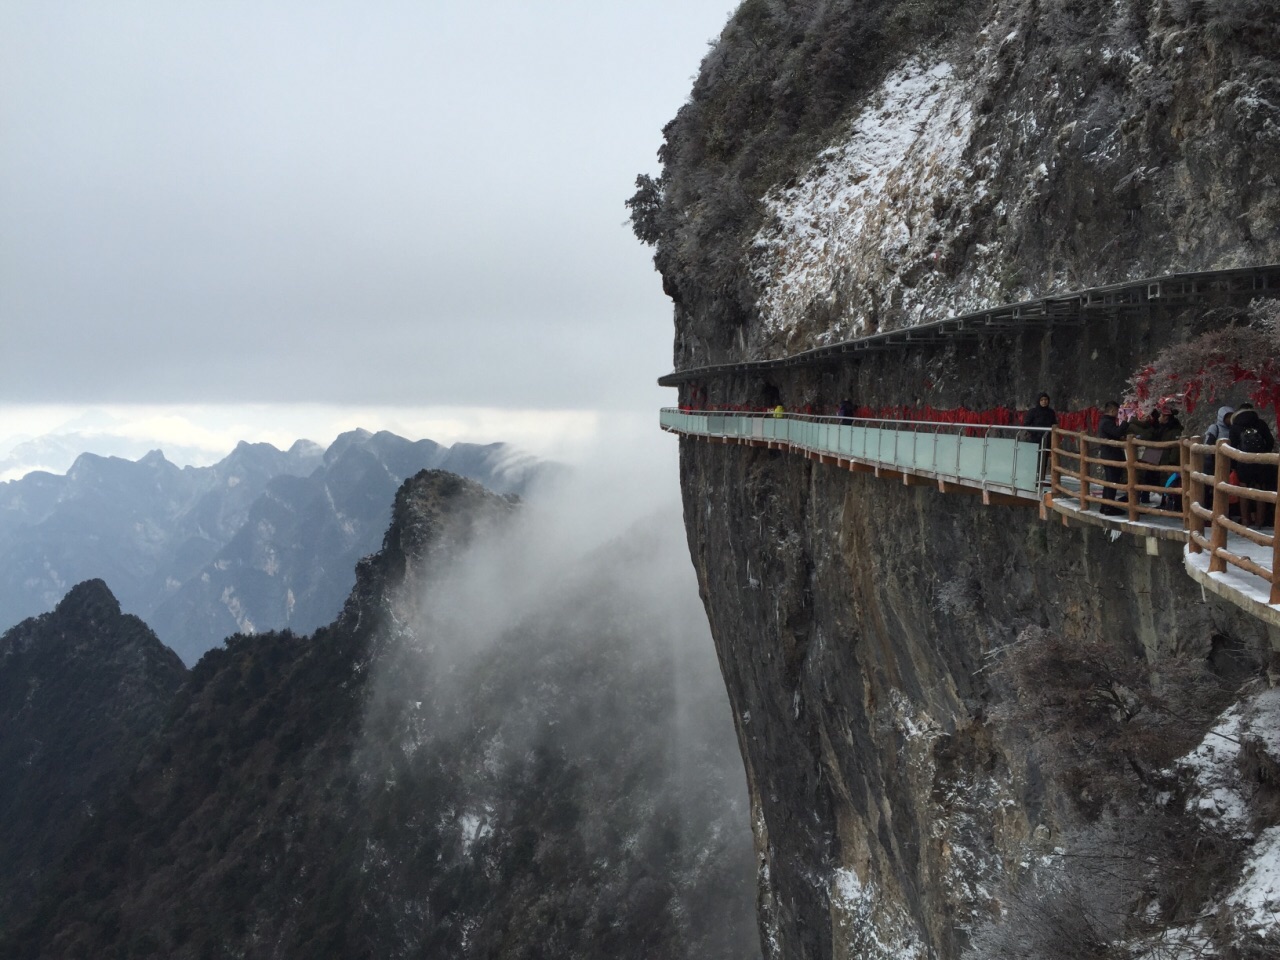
[1239,424,1271,453]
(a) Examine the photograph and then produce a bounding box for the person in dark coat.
[1202,405,1234,511]
[1228,403,1277,527]
[1024,393,1057,430]
[1156,408,1184,510]
[1098,401,1127,515]
[1126,409,1161,504]
[1024,393,1057,479]
[836,398,855,422]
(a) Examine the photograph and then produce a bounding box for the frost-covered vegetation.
[1123,299,1280,416]
[628,0,975,349]
[633,0,1280,367]
[969,627,1280,959]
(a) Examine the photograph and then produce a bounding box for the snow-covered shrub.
[992,626,1234,815]
[1122,300,1280,418]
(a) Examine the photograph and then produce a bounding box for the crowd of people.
[1032,394,1279,527]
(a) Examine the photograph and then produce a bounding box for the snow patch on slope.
[750,57,979,341]
[1166,686,1280,950]
[1177,687,1280,838]
[831,867,926,960]
[1225,826,1280,941]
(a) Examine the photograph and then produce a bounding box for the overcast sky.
[0,1,736,463]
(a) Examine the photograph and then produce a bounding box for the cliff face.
[644,1,1280,956]
[681,441,1277,957]
[639,0,1280,369]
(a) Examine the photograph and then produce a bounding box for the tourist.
[1203,406,1234,476]
[1229,403,1276,527]
[1024,392,1057,479]
[1098,401,1127,515]
[1201,406,1234,511]
[1023,392,1057,431]
[1128,409,1161,504]
[1156,408,1184,511]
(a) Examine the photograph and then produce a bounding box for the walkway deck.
[660,409,1045,501]
[665,411,1280,628]
[1185,534,1280,628]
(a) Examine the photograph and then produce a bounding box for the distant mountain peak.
[55,578,122,620]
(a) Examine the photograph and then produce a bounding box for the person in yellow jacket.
[773,404,785,419]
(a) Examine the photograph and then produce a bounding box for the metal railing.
[660,409,1049,498]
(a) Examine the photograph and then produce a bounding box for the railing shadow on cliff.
[657,263,1280,387]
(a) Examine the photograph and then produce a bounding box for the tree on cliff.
[1122,299,1280,417]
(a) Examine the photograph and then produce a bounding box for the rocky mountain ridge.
[0,470,759,959]
[0,579,185,927]
[0,429,550,663]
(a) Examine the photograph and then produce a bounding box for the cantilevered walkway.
[665,408,1280,627]
[659,263,1280,627]
[660,409,1045,504]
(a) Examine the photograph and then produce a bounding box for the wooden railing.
[1048,427,1280,605]
[1186,439,1280,604]
[668,409,1280,611]
[1049,429,1192,525]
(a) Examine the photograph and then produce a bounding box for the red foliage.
[1124,307,1280,418]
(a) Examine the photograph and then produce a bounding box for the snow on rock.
[1224,826,1280,940]
[750,57,985,345]
[458,810,493,854]
[830,867,927,960]
[1127,922,1217,960]
[1176,686,1280,838]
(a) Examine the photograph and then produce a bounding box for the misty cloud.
[348,445,759,957]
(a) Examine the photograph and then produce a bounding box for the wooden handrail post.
[1049,427,1060,502]
[1271,453,1280,604]
[1125,436,1139,522]
[1180,438,1193,531]
[1188,437,1204,553]
[1079,434,1090,508]
[1211,439,1230,574]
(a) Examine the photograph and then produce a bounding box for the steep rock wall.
[645,0,1280,371]
[681,439,1275,957]
[648,1,1280,956]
